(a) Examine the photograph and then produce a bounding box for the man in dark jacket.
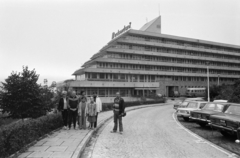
[111,92,125,134]
[58,91,68,129]
[68,91,79,130]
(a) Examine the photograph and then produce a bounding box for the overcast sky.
[0,0,240,86]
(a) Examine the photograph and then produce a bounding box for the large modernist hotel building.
[69,16,240,100]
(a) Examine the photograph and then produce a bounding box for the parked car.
[185,98,204,101]
[174,97,204,110]
[177,101,208,121]
[173,101,183,110]
[213,100,228,103]
[210,103,240,138]
[190,102,230,127]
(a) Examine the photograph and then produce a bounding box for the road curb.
[173,112,239,158]
[74,103,168,158]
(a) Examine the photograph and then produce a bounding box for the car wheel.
[183,117,189,121]
[198,123,207,128]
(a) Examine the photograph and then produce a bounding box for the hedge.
[0,113,63,158]
[0,98,165,158]
[102,98,166,111]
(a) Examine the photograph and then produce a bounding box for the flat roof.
[128,29,240,49]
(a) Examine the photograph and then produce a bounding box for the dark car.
[190,102,230,127]
[210,103,240,138]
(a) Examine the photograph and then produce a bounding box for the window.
[120,74,125,80]
[99,73,105,79]
[92,73,97,79]
[113,74,118,80]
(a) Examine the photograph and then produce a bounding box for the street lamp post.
[218,74,220,86]
[206,62,210,102]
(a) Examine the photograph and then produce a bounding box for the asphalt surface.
[82,104,233,158]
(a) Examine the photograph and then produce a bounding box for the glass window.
[200,103,207,109]
[99,73,105,79]
[203,103,224,112]
[92,73,97,79]
[113,74,118,80]
[225,105,240,115]
[187,102,198,108]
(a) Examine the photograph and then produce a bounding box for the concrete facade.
[68,16,240,99]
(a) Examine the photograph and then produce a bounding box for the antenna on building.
[158,3,161,34]
[146,18,148,23]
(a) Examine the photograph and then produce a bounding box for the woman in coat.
[87,97,97,129]
[78,91,88,129]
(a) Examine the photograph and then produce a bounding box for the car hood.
[178,108,198,111]
[211,113,240,122]
[191,110,221,115]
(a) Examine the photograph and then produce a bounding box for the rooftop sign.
[112,22,131,39]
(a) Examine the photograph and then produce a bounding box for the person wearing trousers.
[87,97,97,129]
[68,91,79,130]
[78,91,88,129]
[111,92,125,134]
[58,91,68,130]
[93,93,102,128]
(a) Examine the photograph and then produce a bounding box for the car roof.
[213,100,228,102]
[228,103,240,106]
[188,101,207,103]
[185,98,204,101]
[206,102,230,104]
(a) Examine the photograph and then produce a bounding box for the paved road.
[82,104,233,158]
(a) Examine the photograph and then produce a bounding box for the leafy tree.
[210,85,221,100]
[215,84,233,100]
[0,66,52,119]
[229,79,240,103]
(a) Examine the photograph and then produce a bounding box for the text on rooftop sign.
[112,22,131,39]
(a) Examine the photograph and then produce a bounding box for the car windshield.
[225,105,240,116]
[181,102,189,106]
[203,103,224,112]
[187,102,198,108]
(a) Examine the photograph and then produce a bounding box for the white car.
[213,100,228,103]
[177,101,208,121]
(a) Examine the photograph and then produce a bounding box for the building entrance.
[167,86,179,97]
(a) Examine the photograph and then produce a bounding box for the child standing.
[87,97,97,129]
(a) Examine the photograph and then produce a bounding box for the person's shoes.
[68,128,71,130]
[110,130,116,133]
[74,128,78,130]
[119,131,123,134]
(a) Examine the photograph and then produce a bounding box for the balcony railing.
[77,78,158,82]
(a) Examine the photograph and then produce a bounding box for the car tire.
[198,123,207,128]
[183,117,189,121]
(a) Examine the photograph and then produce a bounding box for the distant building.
[69,16,240,101]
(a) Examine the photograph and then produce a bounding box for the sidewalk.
[17,103,165,158]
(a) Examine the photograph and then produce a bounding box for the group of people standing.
[58,90,125,134]
[58,90,102,130]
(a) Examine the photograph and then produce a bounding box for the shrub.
[0,117,19,127]
[102,98,165,112]
[0,113,63,158]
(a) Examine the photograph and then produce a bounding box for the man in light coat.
[93,92,102,128]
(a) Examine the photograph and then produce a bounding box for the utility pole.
[206,62,210,102]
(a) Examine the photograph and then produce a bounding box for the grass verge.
[177,116,240,156]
